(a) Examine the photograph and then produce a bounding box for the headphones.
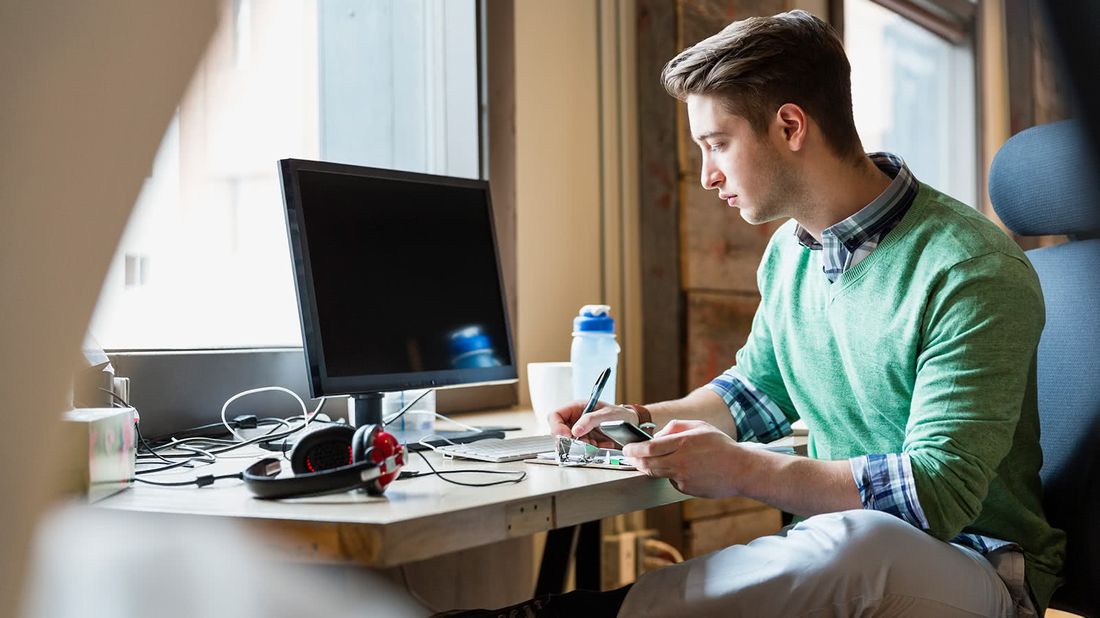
[242,423,405,499]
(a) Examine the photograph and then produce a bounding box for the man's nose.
[701,164,723,190]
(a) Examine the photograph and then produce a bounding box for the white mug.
[527,362,573,432]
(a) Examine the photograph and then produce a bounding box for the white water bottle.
[570,305,620,403]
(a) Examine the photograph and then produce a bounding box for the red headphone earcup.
[369,430,402,491]
[351,425,403,494]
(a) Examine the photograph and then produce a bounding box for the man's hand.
[547,401,639,448]
[622,419,744,499]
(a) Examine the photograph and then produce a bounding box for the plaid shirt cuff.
[706,367,791,443]
[950,533,1016,555]
[850,453,930,530]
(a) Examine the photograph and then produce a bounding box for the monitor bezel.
[279,158,517,398]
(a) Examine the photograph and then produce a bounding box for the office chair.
[989,119,1100,617]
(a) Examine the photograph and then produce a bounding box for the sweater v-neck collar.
[825,184,931,301]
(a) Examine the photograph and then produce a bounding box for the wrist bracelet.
[624,404,654,429]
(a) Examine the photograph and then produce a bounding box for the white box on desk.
[60,407,137,502]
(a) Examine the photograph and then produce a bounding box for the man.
[444,10,1064,618]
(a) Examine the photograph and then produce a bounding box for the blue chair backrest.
[989,119,1100,616]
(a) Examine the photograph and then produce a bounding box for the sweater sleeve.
[897,252,1044,540]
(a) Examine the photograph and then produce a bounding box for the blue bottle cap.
[574,305,615,333]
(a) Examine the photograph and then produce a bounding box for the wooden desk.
[99,408,689,568]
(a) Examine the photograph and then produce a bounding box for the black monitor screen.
[281,160,515,396]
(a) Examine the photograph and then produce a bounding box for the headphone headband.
[242,423,405,500]
[242,457,381,500]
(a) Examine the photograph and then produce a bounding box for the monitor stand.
[350,392,385,426]
[349,392,504,451]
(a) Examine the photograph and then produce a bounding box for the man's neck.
[794,155,893,241]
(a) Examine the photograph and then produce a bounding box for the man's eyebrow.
[693,131,727,143]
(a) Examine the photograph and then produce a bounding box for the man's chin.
[737,208,775,226]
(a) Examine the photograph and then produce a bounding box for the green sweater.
[738,184,1065,608]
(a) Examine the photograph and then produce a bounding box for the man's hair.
[661,10,861,161]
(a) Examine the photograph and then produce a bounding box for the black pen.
[580,367,612,415]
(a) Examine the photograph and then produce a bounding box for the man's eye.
[709,143,724,152]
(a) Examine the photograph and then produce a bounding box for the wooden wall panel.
[678,0,787,401]
[637,0,684,403]
[635,0,809,575]
[685,291,758,390]
[683,495,771,520]
[637,0,790,404]
[680,0,790,45]
[682,179,786,292]
[686,508,782,557]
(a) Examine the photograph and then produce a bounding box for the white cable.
[432,411,481,433]
[416,434,460,453]
[220,386,308,442]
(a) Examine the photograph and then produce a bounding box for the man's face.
[686,94,802,225]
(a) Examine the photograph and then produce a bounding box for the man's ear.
[774,103,808,152]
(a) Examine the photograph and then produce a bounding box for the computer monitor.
[278,159,516,429]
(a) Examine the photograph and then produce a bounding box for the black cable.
[132,416,180,466]
[99,387,212,474]
[136,443,216,474]
[142,415,291,447]
[412,450,526,487]
[118,389,519,490]
[95,387,194,469]
[136,458,197,474]
[139,420,311,459]
[135,472,244,488]
[97,387,130,407]
[139,436,243,454]
[108,389,344,489]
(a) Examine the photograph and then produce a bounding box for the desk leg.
[575,520,601,590]
[535,520,602,595]
[536,526,578,595]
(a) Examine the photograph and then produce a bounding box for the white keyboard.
[436,435,558,463]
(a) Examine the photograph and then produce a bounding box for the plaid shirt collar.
[794,152,919,255]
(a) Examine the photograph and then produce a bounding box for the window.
[90,0,479,350]
[845,0,977,207]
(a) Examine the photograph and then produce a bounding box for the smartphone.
[599,420,652,447]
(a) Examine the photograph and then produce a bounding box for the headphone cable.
[135,472,244,488]
[411,450,526,488]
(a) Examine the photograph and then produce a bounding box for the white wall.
[514,0,643,407]
[515,1,604,403]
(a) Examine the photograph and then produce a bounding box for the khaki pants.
[619,510,1035,617]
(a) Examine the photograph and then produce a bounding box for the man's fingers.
[570,405,632,438]
[652,418,703,438]
[546,399,604,437]
[548,422,572,438]
[622,434,682,459]
[547,400,588,425]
